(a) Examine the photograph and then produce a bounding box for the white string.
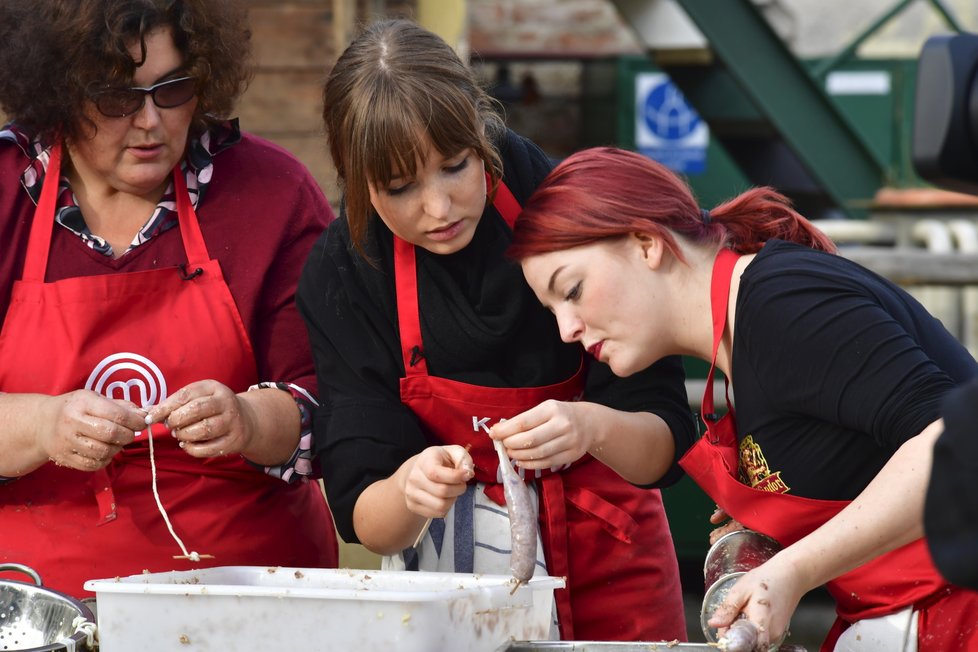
[899,606,916,652]
[145,419,206,562]
[71,616,97,648]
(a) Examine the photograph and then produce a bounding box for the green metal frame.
[810,0,964,79]
[670,0,884,217]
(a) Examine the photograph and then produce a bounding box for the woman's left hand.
[145,379,255,458]
[707,554,805,650]
[710,505,746,545]
[488,399,591,469]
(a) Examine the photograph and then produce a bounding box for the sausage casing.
[492,439,537,585]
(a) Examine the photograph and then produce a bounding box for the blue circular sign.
[643,81,701,140]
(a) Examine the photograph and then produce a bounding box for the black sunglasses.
[89,76,197,118]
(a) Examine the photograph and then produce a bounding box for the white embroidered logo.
[85,352,168,420]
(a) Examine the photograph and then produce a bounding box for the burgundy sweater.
[0,131,334,398]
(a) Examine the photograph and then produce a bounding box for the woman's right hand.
[399,445,474,518]
[38,390,145,472]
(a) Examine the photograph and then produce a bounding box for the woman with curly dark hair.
[0,0,338,597]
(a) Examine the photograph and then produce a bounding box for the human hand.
[707,555,804,650]
[488,399,590,470]
[145,380,254,458]
[40,390,143,471]
[400,445,474,518]
[710,505,746,545]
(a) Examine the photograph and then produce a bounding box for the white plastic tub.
[84,567,564,651]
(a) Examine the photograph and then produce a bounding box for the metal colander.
[0,565,96,651]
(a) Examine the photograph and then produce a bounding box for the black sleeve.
[584,355,696,488]
[738,259,956,450]
[297,222,427,543]
[925,377,978,590]
[497,128,554,204]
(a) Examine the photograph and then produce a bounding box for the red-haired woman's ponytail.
[708,187,836,254]
[509,147,836,263]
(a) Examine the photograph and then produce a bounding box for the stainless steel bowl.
[0,564,97,651]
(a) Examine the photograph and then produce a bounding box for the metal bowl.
[0,564,96,651]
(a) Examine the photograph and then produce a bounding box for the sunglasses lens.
[95,90,143,118]
[154,78,196,108]
[91,77,196,117]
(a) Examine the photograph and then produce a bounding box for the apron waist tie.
[539,474,573,639]
[88,466,118,525]
[483,476,636,543]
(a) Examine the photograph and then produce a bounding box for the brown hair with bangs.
[322,19,505,257]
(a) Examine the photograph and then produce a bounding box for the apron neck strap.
[172,165,211,265]
[487,172,521,228]
[21,142,208,282]
[701,248,740,427]
[21,142,63,283]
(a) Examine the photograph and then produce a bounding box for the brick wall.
[240,0,419,208]
[469,0,639,58]
[240,1,338,203]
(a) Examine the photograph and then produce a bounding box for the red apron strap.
[702,248,739,436]
[21,145,209,280]
[564,485,636,544]
[21,142,62,283]
[394,236,429,376]
[539,473,574,639]
[487,172,521,227]
[88,467,118,525]
[172,167,211,266]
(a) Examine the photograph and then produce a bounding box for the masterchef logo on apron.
[84,352,168,421]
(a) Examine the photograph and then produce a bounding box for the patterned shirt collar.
[0,120,241,256]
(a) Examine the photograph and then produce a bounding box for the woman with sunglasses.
[507,146,978,651]
[297,20,695,642]
[0,0,338,596]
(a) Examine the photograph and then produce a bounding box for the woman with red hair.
[506,146,978,652]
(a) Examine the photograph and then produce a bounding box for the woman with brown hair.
[507,145,978,651]
[298,19,695,642]
[0,0,338,596]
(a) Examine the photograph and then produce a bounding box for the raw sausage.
[718,618,760,652]
[493,438,537,588]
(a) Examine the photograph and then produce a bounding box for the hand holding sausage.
[708,555,804,651]
[488,398,592,469]
[39,389,143,471]
[399,445,474,519]
[145,379,255,458]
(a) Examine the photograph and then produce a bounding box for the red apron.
[0,143,337,597]
[394,180,685,642]
[679,248,978,651]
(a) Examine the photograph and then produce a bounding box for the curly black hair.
[0,0,252,142]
